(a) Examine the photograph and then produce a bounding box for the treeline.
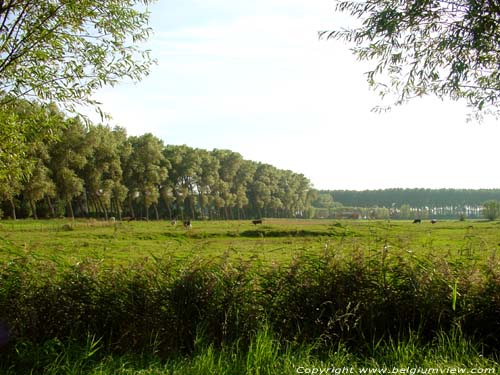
[0,101,313,220]
[313,189,500,219]
[329,189,500,207]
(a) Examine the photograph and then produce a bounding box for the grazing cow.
[110,216,116,222]
[431,219,437,224]
[252,219,263,225]
[183,220,192,229]
[171,219,177,226]
[413,219,422,224]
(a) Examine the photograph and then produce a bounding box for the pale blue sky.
[91,0,500,190]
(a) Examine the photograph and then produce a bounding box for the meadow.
[0,219,499,374]
[1,218,498,265]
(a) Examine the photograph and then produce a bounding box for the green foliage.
[82,125,130,220]
[124,134,168,220]
[324,0,500,118]
[0,0,155,112]
[0,112,314,219]
[0,1,155,200]
[0,99,64,184]
[482,200,500,221]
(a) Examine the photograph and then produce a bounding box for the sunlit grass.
[2,328,498,374]
[1,219,498,267]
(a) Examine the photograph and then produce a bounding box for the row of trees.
[0,101,313,221]
[312,190,499,220]
[325,189,500,208]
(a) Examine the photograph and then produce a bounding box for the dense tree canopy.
[0,99,63,196]
[0,102,314,220]
[0,0,155,185]
[324,0,500,118]
[0,0,155,110]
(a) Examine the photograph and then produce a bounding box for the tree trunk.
[67,200,75,220]
[128,196,135,219]
[115,199,122,220]
[98,197,108,220]
[81,190,90,217]
[9,198,16,220]
[189,197,195,220]
[153,204,159,220]
[78,199,87,218]
[87,195,97,218]
[30,200,38,219]
[46,196,56,218]
[110,199,115,218]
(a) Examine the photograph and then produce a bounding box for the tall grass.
[0,327,497,374]
[0,247,499,372]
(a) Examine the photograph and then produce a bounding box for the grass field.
[1,218,499,265]
[0,218,499,374]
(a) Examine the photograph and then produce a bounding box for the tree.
[48,117,92,219]
[109,127,130,220]
[22,145,57,219]
[0,0,155,111]
[482,200,499,221]
[0,99,63,218]
[0,1,156,191]
[0,173,21,219]
[233,160,256,220]
[212,149,244,219]
[399,204,411,220]
[323,0,500,118]
[163,145,200,220]
[82,125,127,220]
[249,164,276,218]
[0,98,63,184]
[124,134,167,220]
[196,149,219,220]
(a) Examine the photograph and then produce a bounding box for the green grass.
[1,218,498,266]
[0,218,499,373]
[2,328,498,374]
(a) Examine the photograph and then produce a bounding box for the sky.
[91,0,500,191]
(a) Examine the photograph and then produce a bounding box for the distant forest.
[313,189,500,219]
